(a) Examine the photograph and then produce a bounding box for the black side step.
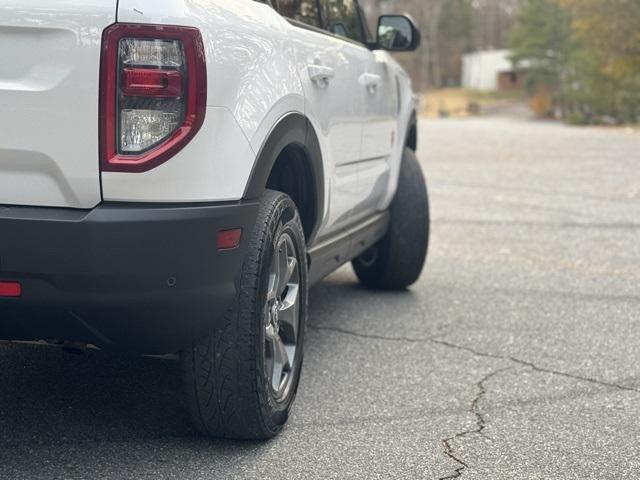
[307,212,390,286]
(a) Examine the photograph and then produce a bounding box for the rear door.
[317,0,396,224]
[274,0,371,239]
[0,0,115,208]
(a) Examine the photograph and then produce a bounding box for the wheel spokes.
[285,257,297,284]
[264,232,301,400]
[267,254,279,301]
[278,284,299,344]
[276,246,294,298]
[268,329,290,393]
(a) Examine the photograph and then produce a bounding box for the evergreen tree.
[509,0,640,123]
[509,0,573,109]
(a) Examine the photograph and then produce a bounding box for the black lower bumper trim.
[0,201,259,354]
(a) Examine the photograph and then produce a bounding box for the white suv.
[0,0,429,439]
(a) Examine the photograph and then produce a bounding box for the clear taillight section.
[119,38,184,67]
[120,108,180,153]
[118,38,185,153]
[100,24,206,173]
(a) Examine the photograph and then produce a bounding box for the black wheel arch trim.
[406,110,418,151]
[243,113,325,246]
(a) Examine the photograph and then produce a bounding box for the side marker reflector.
[217,229,242,251]
[0,281,21,297]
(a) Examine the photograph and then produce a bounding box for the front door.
[353,48,398,222]
[280,0,373,241]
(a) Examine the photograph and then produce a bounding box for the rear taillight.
[100,24,206,173]
[0,281,21,298]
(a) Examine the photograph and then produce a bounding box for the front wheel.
[353,147,430,290]
[181,190,308,439]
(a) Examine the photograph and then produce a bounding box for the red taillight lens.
[121,68,183,98]
[100,24,207,173]
[0,281,21,298]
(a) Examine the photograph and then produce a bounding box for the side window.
[274,0,319,27]
[322,0,364,43]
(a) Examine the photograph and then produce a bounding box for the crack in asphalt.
[308,325,640,394]
[429,337,640,394]
[309,324,640,477]
[439,368,510,480]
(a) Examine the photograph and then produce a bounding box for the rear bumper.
[0,201,259,354]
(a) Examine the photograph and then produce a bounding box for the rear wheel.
[353,147,430,290]
[181,190,307,439]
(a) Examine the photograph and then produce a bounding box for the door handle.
[360,73,381,93]
[308,65,335,88]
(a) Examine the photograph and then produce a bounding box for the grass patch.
[421,88,528,118]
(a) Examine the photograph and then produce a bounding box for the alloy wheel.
[264,233,301,401]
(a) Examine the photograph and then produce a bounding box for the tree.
[509,0,640,123]
[559,0,640,123]
[509,0,573,108]
[437,0,474,86]
[558,0,640,80]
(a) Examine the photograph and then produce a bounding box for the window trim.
[290,0,373,50]
[271,0,322,29]
[287,17,371,50]
[357,4,374,44]
[265,0,374,50]
[321,0,366,45]
[315,0,325,26]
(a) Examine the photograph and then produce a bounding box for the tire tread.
[353,148,430,290]
[182,190,306,439]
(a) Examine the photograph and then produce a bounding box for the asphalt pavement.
[1,115,639,479]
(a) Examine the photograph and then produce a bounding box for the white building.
[462,49,518,91]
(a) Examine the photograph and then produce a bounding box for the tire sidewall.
[255,195,308,431]
[353,147,429,290]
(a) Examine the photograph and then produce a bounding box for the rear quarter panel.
[107,0,307,203]
[112,1,418,229]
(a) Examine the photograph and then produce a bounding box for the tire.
[181,190,308,440]
[352,147,430,290]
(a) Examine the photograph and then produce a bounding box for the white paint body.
[0,0,418,241]
[0,0,115,208]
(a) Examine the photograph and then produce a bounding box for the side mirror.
[376,15,421,52]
